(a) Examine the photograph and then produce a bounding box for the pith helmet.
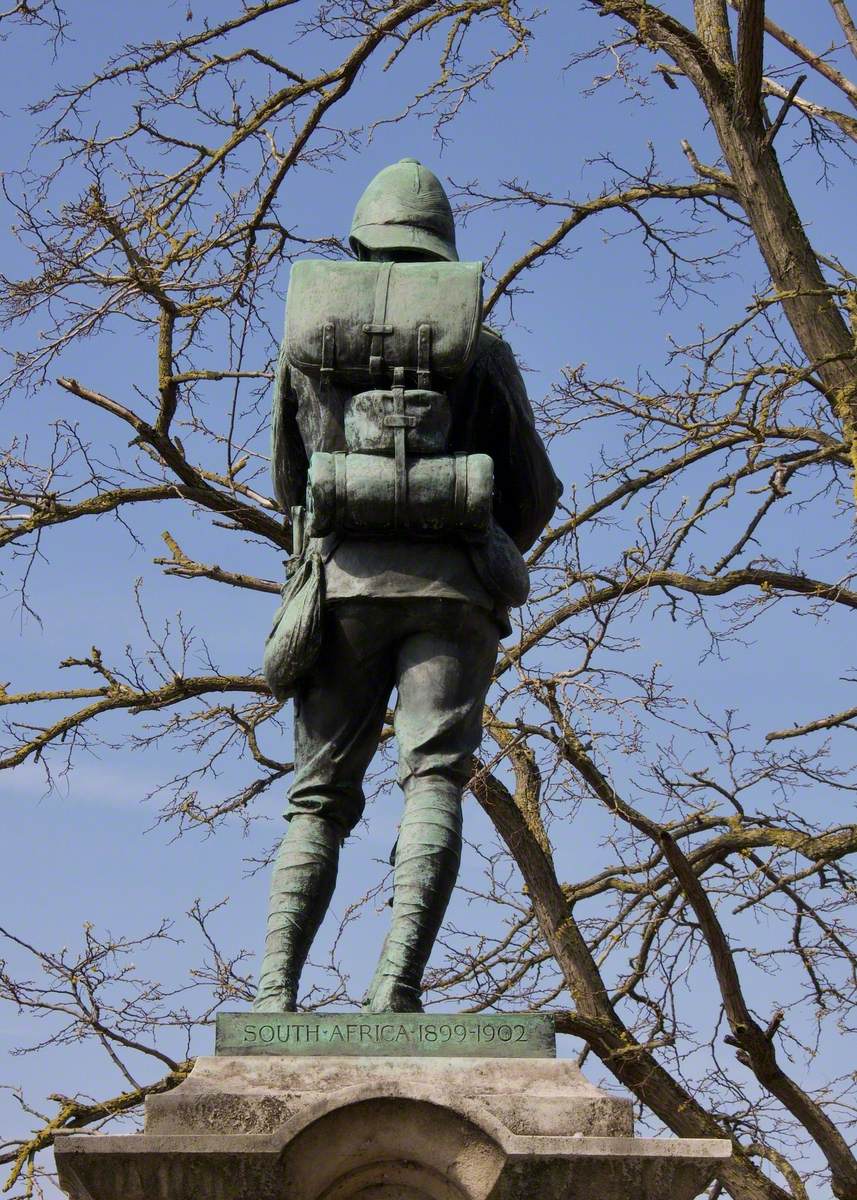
[349,158,458,262]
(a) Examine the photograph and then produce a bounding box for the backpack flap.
[285,260,483,387]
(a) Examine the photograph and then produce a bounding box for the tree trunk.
[475,774,792,1200]
[706,104,857,493]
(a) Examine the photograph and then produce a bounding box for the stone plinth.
[55,1051,729,1200]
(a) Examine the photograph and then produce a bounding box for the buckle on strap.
[366,262,394,374]
[417,323,432,390]
[383,413,419,428]
[320,322,335,391]
[391,366,408,530]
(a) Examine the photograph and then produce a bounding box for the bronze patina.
[217,1012,556,1058]
[256,158,561,1014]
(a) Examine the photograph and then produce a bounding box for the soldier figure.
[255,159,561,1014]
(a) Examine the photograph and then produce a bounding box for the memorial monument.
[54,160,730,1200]
[256,156,562,1014]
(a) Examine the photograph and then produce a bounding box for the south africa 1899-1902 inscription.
[216,1012,555,1059]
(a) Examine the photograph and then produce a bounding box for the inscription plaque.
[216,1012,555,1058]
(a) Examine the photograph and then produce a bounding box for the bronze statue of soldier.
[255,158,561,1014]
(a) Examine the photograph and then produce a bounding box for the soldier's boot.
[363,780,462,1013]
[253,814,340,1012]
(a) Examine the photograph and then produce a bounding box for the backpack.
[284,259,493,539]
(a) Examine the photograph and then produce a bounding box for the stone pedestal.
[55,1027,729,1200]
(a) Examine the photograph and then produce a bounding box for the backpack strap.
[320,322,335,394]
[334,451,348,530]
[363,262,394,376]
[417,323,432,390]
[453,452,468,527]
[390,366,408,529]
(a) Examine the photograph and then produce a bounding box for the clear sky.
[1,3,854,1194]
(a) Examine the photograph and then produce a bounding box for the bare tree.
[1,4,855,1200]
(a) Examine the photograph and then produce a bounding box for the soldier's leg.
[363,602,499,1013]
[254,813,340,1012]
[255,603,396,1011]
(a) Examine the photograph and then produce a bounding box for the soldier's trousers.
[287,598,500,832]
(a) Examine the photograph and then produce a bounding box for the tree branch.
[735,0,765,126]
[0,484,193,550]
[586,1,730,99]
[155,532,281,593]
[541,714,857,1200]
[762,74,857,144]
[497,568,857,677]
[471,762,789,1200]
[828,0,857,60]
[55,377,289,548]
[1,1064,192,1191]
[727,0,857,109]
[0,673,269,771]
[484,180,737,316]
[766,703,857,741]
[762,73,807,148]
[693,0,735,68]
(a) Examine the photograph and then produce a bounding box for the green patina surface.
[216,1012,555,1058]
[256,159,561,1020]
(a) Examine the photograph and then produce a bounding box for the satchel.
[467,519,531,608]
[262,550,324,702]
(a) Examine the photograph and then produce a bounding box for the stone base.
[55,1055,729,1200]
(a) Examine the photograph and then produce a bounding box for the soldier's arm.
[476,332,563,552]
[270,340,309,513]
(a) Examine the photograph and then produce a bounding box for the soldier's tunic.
[271,326,561,833]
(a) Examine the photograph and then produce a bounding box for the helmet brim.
[350,221,458,263]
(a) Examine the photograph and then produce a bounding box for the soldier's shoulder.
[473,325,524,385]
[475,324,514,362]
